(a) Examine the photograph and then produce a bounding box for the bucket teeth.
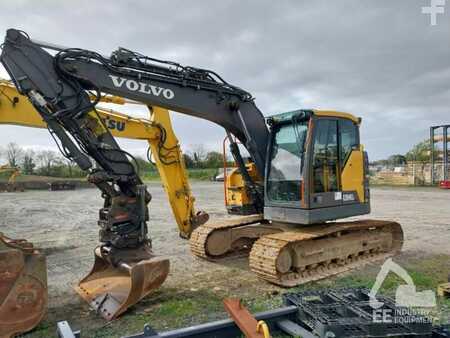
[75,246,169,320]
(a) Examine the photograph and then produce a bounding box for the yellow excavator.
[0,78,207,337]
[0,164,22,192]
[0,29,403,336]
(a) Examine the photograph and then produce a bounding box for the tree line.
[1,142,228,178]
[371,139,439,167]
[1,142,86,178]
[1,138,440,178]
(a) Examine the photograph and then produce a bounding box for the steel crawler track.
[190,219,403,287]
[190,214,265,258]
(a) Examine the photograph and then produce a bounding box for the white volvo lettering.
[163,89,175,99]
[109,75,127,87]
[126,80,139,91]
[149,85,163,97]
[139,82,151,94]
[109,75,175,100]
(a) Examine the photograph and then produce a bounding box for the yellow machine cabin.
[225,109,369,223]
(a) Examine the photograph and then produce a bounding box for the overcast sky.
[0,0,449,160]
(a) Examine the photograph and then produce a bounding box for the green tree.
[205,151,223,168]
[22,150,36,175]
[183,153,194,169]
[6,142,23,167]
[387,154,406,166]
[133,156,155,176]
[62,158,79,177]
[191,144,207,168]
[370,159,388,166]
[36,150,59,176]
[405,139,435,162]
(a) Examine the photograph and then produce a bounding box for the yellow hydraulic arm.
[0,79,207,237]
[0,164,20,184]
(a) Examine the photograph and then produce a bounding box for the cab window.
[339,119,359,167]
[267,122,307,202]
[312,119,339,193]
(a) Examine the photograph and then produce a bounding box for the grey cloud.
[0,0,449,160]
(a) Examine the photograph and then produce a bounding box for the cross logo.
[422,0,446,26]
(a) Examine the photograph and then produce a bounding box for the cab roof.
[269,109,361,125]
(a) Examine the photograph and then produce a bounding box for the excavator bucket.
[75,247,169,320]
[0,233,47,338]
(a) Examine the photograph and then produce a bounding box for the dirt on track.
[1,183,449,333]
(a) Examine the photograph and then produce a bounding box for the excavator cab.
[226,109,370,224]
[264,109,370,224]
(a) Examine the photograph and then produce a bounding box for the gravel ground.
[1,183,449,309]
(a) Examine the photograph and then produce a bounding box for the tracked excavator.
[0,165,22,192]
[0,78,207,336]
[0,28,403,329]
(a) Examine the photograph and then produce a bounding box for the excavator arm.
[0,165,19,180]
[0,164,21,192]
[7,167,19,185]
[2,32,155,257]
[0,79,207,237]
[1,29,268,212]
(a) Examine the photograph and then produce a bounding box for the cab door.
[309,117,361,208]
[309,118,341,208]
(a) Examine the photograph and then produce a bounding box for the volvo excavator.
[0,78,207,337]
[0,29,403,334]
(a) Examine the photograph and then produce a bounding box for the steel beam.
[431,126,435,185]
[444,126,448,181]
[122,306,298,338]
[430,124,450,185]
